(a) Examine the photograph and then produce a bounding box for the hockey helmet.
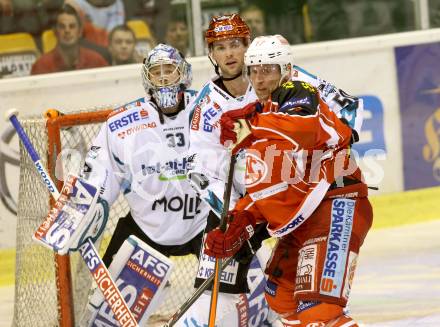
[205,13,250,46]
[244,35,294,80]
[141,44,192,112]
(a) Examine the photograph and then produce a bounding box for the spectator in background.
[108,24,142,65]
[240,0,303,44]
[430,0,440,27]
[0,0,63,40]
[66,0,125,32]
[343,0,395,37]
[31,4,108,75]
[240,4,266,39]
[164,13,191,57]
[301,0,350,42]
[123,0,171,43]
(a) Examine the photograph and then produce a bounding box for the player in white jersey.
[184,13,282,327]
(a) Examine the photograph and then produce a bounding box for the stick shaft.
[208,155,236,327]
[164,256,233,327]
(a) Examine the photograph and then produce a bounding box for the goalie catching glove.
[220,102,257,155]
[204,210,256,258]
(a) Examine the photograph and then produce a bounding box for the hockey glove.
[220,102,257,154]
[204,210,256,258]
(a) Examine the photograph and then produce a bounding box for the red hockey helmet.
[205,13,251,46]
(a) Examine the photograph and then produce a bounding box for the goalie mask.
[142,44,192,113]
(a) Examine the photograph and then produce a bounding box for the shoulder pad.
[274,81,319,116]
[107,97,146,119]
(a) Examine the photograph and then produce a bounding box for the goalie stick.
[6,108,139,327]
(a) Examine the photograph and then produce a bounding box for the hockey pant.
[264,197,373,327]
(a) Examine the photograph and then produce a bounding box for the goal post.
[13,108,199,327]
[45,110,112,327]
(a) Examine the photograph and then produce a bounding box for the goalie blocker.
[33,173,109,255]
[84,235,174,326]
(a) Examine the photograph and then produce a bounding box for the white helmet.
[244,35,294,79]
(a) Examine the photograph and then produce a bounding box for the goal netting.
[13,108,199,327]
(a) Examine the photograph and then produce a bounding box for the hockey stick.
[6,109,139,327]
[208,153,236,327]
[163,255,234,327]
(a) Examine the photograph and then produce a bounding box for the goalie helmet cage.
[13,109,199,327]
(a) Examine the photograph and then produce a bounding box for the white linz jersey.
[187,78,257,208]
[292,65,364,134]
[83,94,209,245]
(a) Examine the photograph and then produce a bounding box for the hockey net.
[13,108,199,327]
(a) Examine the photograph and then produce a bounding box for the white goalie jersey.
[83,93,209,245]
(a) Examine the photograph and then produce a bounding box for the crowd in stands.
[0,0,438,79]
[0,0,174,78]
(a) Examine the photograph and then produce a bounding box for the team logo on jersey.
[141,157,190,179]
[297,301,320,313]
[295,244,317,293]
[152,194,201,219]
[320,199,354,298]
[282,81,295,89]
[139,108,149,119]
[280,97,311,113]
[108,106,127,118]
[109,110,150,132]
[117,122,157,139]
[245,153,268,187]
[191,105,201,130]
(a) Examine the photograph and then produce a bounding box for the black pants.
[102,212,203,267]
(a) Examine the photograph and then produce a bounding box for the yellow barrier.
[0,248,15,286]
[370,186,440,229]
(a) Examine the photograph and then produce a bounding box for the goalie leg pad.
[87,235,174,326]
